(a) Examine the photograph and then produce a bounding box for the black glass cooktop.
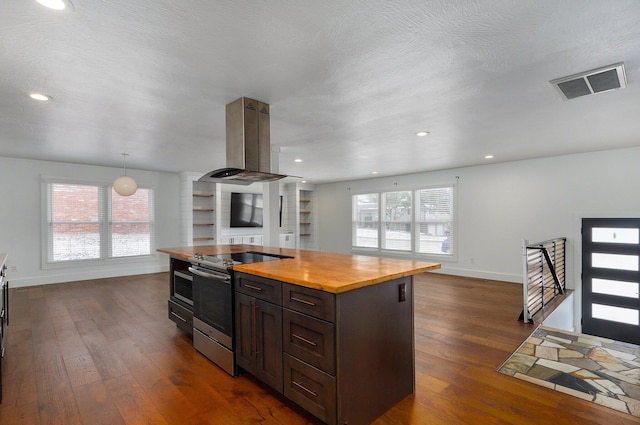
[227,251,293,264]
[190,251,293,269]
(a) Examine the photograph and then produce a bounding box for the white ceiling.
[2,0,640,184]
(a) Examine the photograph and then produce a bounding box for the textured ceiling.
[1,0,640,183]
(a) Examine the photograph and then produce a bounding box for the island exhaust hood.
[199,97,286,185]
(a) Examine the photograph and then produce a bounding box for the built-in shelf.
[298,188,314,247]
[191,181,216,245]
[183,176,218,246]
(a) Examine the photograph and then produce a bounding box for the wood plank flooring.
[1,272,638,424]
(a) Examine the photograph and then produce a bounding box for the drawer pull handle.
[244,284,264,292]
[293,380,318,397]
[170,311,188,323]
[292,333,317,347]
[290,296,316,306]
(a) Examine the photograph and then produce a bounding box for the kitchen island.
[158,245,440,425]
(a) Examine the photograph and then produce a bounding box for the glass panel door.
[582,218,640,345]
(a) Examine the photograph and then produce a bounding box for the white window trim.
[351,182,458,262]
[40,176,157,270]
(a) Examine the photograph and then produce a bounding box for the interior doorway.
[582,218,640,345]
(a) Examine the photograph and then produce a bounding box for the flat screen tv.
[230,192,263,227]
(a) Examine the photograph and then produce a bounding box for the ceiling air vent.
[550,63,627,100]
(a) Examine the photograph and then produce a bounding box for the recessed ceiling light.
[294,158,303,162]
[301,180,307,184]
[416,131,430,137]
[29,93,52,101]
[36,0,70,10]
[484,155,495,159]
[372,171,378,174]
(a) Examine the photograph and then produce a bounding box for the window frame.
[381,190,413,252]
[352,193,380,249]
[41,176,157,270]
[351,182,457,261]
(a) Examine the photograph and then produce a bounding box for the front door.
[582,218,640,345]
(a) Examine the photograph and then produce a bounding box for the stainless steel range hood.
[199,97,286,185]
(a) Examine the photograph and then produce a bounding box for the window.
[352,185,455,256]
[382,191,412,251]
[44,180,155,264]
[110,188,154,257]
[353,193,379,248]
[415,187,453,254]
[47,183,102,262]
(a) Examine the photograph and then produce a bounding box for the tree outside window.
[382,191,412,251]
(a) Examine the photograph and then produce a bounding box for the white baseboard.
[7,264,170,288]
[435,266,521,284]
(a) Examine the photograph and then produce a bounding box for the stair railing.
[519,237,566,323]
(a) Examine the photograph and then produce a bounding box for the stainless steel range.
[188,251,291,376]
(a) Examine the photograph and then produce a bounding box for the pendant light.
[113,153,138,196]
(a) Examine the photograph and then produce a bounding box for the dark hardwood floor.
[1,272,638,424]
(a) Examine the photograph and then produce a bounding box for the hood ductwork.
[199,97,286,185]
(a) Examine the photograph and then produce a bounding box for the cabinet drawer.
[283,309,335,374]
[283,354,336,425]
[283,283,335,322]
[168,299,193,336]
[235,273,282,304]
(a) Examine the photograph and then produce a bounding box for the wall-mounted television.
[230,192,263,228]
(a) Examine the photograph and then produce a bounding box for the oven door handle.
[188,267,231,283]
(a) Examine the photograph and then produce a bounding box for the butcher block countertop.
[157,245,441,294]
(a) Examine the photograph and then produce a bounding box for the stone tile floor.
[498,325,640,417]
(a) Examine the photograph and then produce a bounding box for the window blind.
[45,180,155,264]
[415,186,453,254]
[352,193,379,248]
[351,185,454,256]
[382,191,412,251]
[47,183,104,262]
[110,187,154,257]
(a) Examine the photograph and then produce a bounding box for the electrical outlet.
[398,283,406,302]
[11,265,17,272]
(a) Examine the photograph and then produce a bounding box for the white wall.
[7,146,640,323]
[542,292,575,332]
[316,147,640,328]
[0,156,181,287]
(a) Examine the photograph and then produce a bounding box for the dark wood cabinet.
[0,263,7,404]
[282,308,335,374]
[168,299,193,335]
[235,272,415,425]
[282,283,335,321]
[282,283,337,424]
[235,282,283,392]
[236,273,282,304]
[283,353,336,423]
